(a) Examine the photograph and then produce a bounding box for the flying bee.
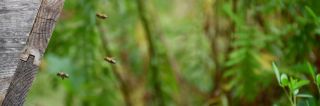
[96,13,108,19]
[104,57,116,64]
[57,72,69,80]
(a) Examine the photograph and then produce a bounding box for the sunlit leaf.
[294,89,299,96]
[272,62,281,85]
[315,29,320,35]
[292,80,310,90]
[296,94,313,98]
[307,62,316,80]
[316,74,320,85]
[305,6,318,24]
[280,74,289,86]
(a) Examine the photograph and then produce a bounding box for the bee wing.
[65,74,69,78]
[112,59,116,64]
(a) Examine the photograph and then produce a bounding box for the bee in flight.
[57,72,69,80]
[104,57,116,64]
[96,13,108,19]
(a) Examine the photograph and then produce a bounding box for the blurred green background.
[25,0,320,106]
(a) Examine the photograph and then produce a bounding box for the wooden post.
[0,0,40,103]
[1,0,64,105]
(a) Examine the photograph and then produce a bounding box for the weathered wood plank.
[1,56,37,106]
[20,0,64,65]
[0,0,40,103]
[1,0,64,105]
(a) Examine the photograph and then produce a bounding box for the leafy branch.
[307,63,320,96]
[273,62,311,106]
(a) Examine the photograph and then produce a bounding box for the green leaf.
[296,94,313,98]
[306,7,317,18]
[222,3,243,26]
[316,74,320,85]
[292,80,310,90]
[294,89,299,96]
[272,62,281,85]
[307,62,316,80]
[305,6,318,23]
[280,74,289,86]
[315,28,320,35]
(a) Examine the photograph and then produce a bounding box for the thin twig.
[97,22,132,106]
[136,0,164,105]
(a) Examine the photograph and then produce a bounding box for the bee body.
[57,72,69,80]
[96,13,108,19]
[104,57,116,64]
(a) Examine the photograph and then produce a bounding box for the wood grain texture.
[1,0,64,105]
[1,56,37,106]
[20,0,65,65]
[0,0,40,103]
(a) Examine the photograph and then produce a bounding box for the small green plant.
[307,62,320,95]
[272,62,311,106]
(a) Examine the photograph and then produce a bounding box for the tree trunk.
[0,0,64,105]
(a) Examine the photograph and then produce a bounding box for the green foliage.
[273,63,311,106]
[316,75,320,86]
[24,0,320,105]
[273,62,282,85]
[307,62,320,95]
[280,74,289,86]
